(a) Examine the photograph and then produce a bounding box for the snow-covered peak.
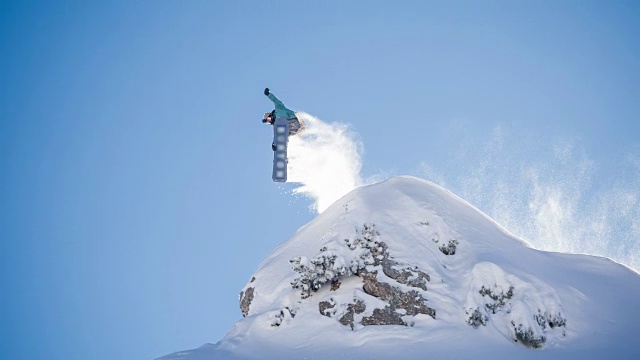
[161,176,640,360]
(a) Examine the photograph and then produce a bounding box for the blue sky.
[1,1,638,359]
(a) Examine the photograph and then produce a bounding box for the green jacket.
[267,93,297,120]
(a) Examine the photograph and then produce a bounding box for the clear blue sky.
[1,1,638,359]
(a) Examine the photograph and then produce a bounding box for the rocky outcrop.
[300,224,436,329]
[339,300,367,328]
[330,279,341,291]
[439,239,459,255]
[379,249,430,291]
[360,270,436,319]
[319,298,367,330]
[249,224,437,330]
[362,307,406,326]
[319,300,335,316]
[239,277,255,317]
[318,267,436,329]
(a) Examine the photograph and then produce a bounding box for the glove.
[264,88,270,96]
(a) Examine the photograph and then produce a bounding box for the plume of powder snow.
[287,112,363,213]
[419,124,640,273]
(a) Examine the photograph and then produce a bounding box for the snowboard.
[272,118,289,182]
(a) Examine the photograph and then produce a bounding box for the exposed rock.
[319,298,366,330]
[289,223,435,329]
[369,239,431,291]
[381,259,430,291]
[360,270,436,320]
[406,270,430,290]
[361,307,406,326]
[439,239,459,255]
[239,287,254,317]
[330,279,341,291]
[338,300,366,330]
[271,307,296,327]
[319,300,335,316]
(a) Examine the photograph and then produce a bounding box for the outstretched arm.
[267,92,285,110]
[264,88,286,110]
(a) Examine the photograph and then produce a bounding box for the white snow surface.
[160,176,640,360]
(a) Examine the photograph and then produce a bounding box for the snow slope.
[160,177,640,360]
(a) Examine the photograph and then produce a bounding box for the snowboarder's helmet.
[262,113,275,125]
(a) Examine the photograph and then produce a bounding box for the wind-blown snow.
[287,113,363,213]
[420,125,640,273]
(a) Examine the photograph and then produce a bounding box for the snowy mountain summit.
[162,176,640,359]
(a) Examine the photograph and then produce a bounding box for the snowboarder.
[262,88,303,136]
[263,88,299,182]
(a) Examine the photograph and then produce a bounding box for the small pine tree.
[290,224,381,299]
